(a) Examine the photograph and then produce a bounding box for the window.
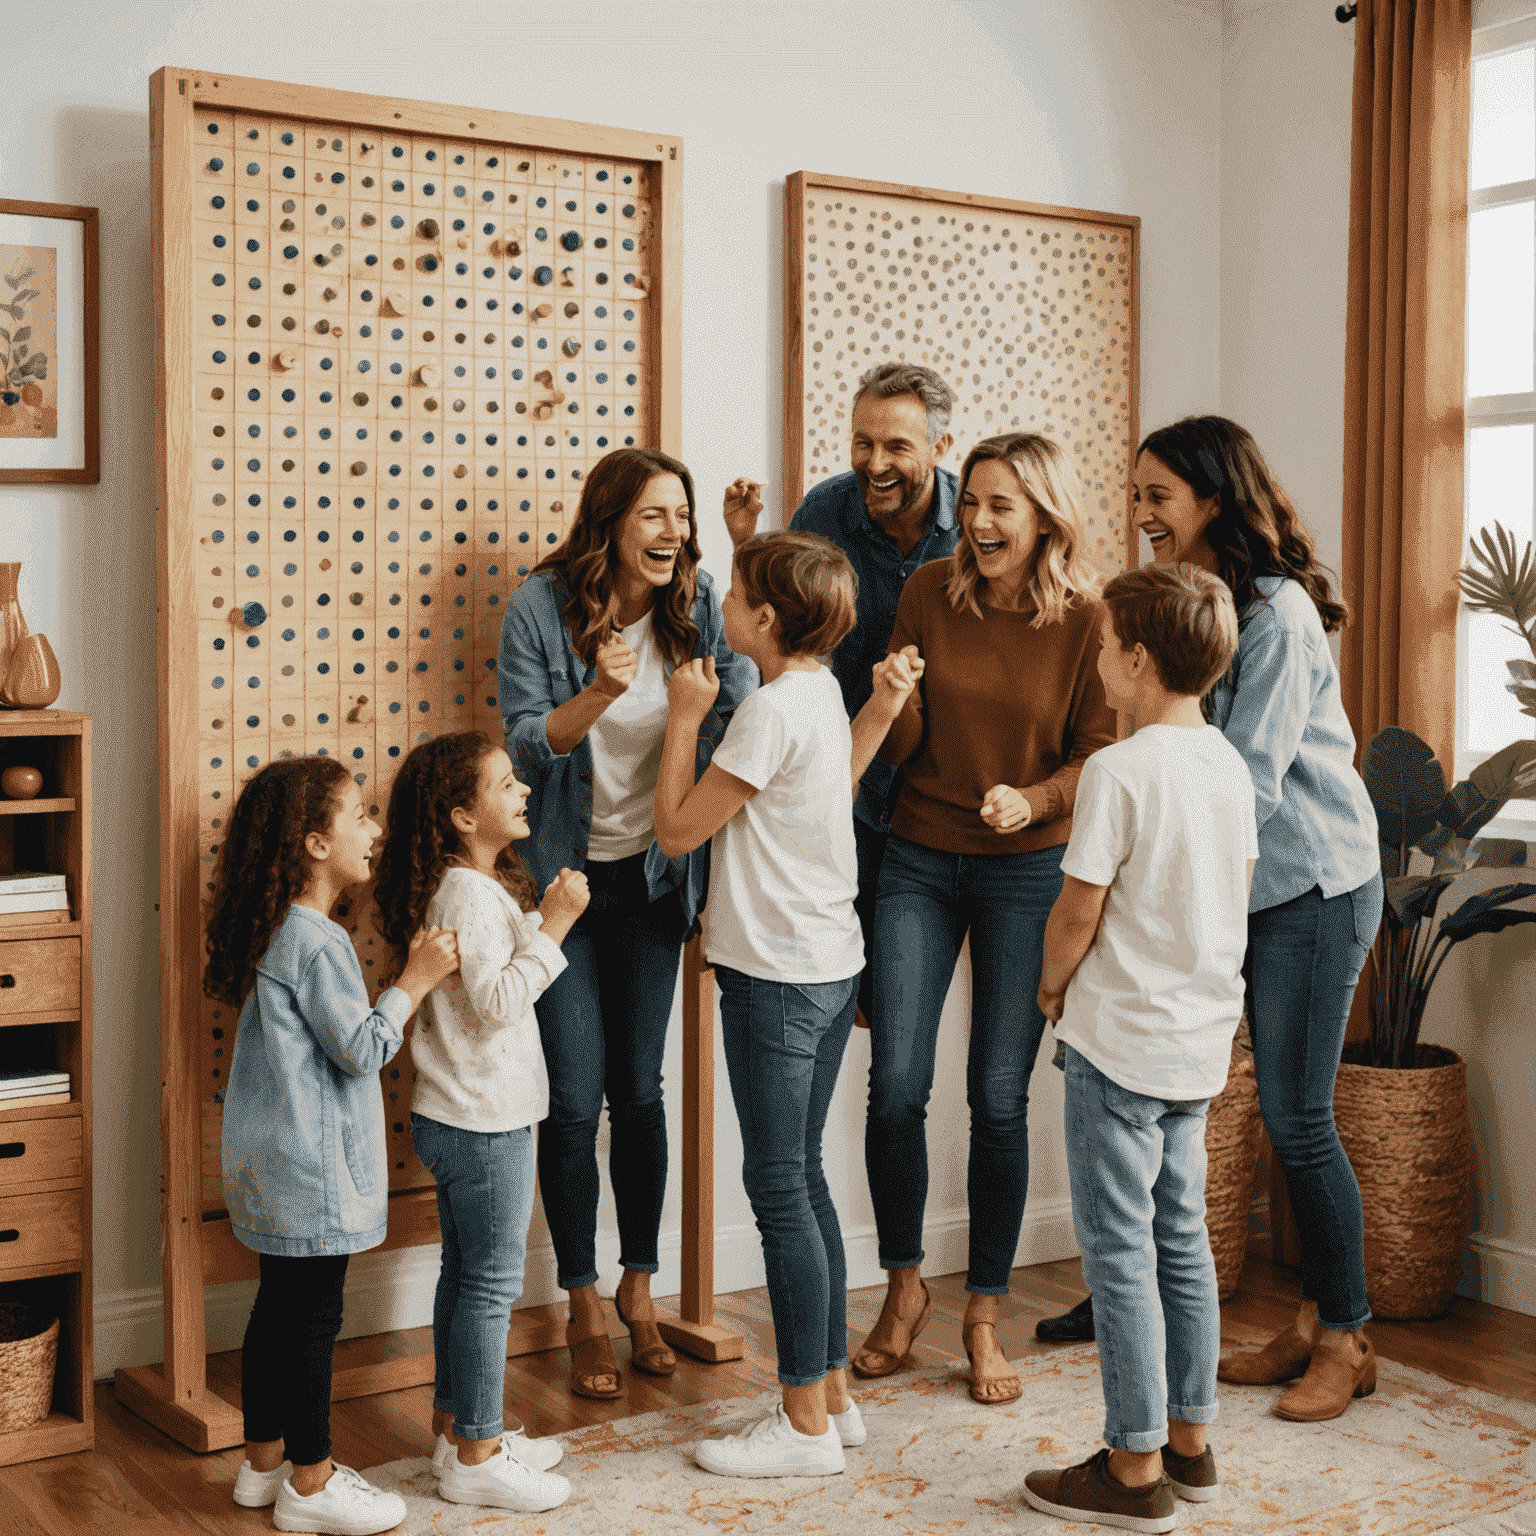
[1462,17,1536,825]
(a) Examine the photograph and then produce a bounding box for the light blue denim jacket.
[1206,576,1379,913]
[498,566,758,926]
[221,905,411,1256]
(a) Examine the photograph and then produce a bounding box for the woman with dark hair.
[497,448,757,1400]
[854,432,1117,1406]
[1132,415,1383,1424]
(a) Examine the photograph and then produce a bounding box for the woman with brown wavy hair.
[497,447,758,1400]
[854,432,1117,1406]
[1128,416,1382,1424]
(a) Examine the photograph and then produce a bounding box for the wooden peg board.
[784,172,1140,574]
[153,71,682,1238]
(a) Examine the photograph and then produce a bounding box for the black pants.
[241,1251,350,1465]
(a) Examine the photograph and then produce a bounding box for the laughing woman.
[855,433,1117,1405]
[498,448,758,1401]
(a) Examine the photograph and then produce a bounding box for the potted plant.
[1349,521,1536,1318]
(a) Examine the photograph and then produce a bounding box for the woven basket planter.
[1334,1044,1473,1320]
[1205,1046,1264,1300]
[0,1302,59,1433]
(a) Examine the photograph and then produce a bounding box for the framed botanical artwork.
[0,199,99,483]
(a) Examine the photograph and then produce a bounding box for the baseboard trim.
[93,1199,1082,1378]
[1459,1231,1536,1318]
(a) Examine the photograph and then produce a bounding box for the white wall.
[1,0,1227,1374]
[1220,0,1536,1317]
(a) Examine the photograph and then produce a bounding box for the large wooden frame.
[117,67,738,1456]
[784,172,1140,570]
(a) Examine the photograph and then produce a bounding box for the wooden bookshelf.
[0,710,93,1466]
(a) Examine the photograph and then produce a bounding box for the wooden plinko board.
[784,172,1140,572]
[132,67,735,1455]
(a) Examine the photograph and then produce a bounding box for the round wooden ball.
[1,766,44,800]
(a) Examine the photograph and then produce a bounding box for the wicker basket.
[0,1303,59,1433]
[1205,1045,1264,1300]
[1334,1043,1473,1320]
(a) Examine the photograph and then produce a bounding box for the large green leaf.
[1362,728,1446,846]
[1436,882,1536,942]
[1431,834,1473,873]
[1470,837,1531,868]
[1385,873,1456,926]
[1469,739,1536,803]
[1437,908,1536,942]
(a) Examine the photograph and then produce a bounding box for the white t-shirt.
[587,610,669,861]
[704,667,863,985]
[410,866,566,1133]
[1056,725,1259,1101]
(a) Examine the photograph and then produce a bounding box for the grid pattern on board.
[191,110,653,1209]
[798,188,1135,575]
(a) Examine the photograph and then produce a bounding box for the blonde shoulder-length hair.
[945,433,1103,627]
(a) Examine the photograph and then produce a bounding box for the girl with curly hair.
[209,755,458,1536]
[497,447,758,1399]
[371,731,588,1515]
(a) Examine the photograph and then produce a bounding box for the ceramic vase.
[0,562,26,686]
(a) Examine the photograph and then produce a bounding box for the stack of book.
[0,1069,71,1109]
[0,870,69,926]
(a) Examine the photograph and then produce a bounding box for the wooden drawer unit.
[0,1188,83,1275]
[0,938,82,1018]
[0,1118,83,1196]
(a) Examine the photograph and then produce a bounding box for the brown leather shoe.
[1274,1333,1376,1422]
[1216,1323,1313,1385]
[850,1280,932,1378]
[1023,1448,1176,1533]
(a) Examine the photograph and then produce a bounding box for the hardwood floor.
[2,1254,1534,1535]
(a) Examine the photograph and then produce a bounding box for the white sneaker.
[271,1464,407,1534]
[431,1427,563,1476]
[439,1444,571,1512]
[694,1404,846,1479]
[233,1457,292,1507]
[831,1401,867,1447]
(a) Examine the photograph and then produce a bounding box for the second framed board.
[784,171,1140,574]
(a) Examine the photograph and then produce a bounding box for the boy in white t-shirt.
[653,531,922,1481]
[1024,563,1257,1535]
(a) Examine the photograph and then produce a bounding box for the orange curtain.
[1340,0,1472,777]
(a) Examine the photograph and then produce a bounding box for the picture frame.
[0,199,100,484]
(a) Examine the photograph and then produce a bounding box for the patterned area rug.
[364,1329,1536,1534]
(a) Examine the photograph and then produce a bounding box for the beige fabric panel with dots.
[786,173,1139,576]
[182,100,660,1214]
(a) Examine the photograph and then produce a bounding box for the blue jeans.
[852,813,889,1022]
[1065,1049,1220,1453]
[533,850,687,1290]
[716,966,859,1386]
[1244,873,1383,1332]
[866,833,1064,1293]
[411,1115,538,1442]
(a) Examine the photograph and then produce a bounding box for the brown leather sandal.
[565,1315,622,1400]
[961,1319,1023,1405]
[613,1294,677,1377]
[851,1280,933,1378]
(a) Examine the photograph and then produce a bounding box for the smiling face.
[960,457,1042,597]
[1133,451,1221,570]
[320,779,382,889]
[850,391,946,523]
[1096,611,1141,712]
[612,472,692,597]
[465,747,531,848]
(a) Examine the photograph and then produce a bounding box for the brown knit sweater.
[877,559,1117,856]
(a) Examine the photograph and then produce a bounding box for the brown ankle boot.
[1274,1333,1376,1422]
[1216,1323,1314,1385]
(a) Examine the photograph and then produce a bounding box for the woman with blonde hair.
[852,432,1117,1405]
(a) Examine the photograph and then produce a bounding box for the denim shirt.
[221,906,411,1256]
[498,565,758,927]
[1206,576,1379,913]
[789,466,960,828]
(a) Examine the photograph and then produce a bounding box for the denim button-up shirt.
[221,906,411,1256]
[1206,576,1379,913]
[789,466,960,828]
[498,565,758,926]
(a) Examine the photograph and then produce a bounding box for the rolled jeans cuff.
[1106,1426,1174,1454]
[1166,1400,1220,1426]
